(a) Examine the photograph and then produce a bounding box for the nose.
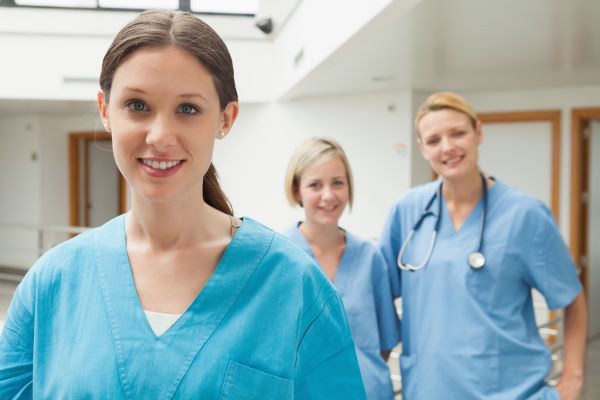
[321,185,335,200]
[440,135,455,153]
[146,114,177,151]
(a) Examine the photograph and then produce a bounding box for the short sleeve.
[378,204,402,298]
[372,251,401,351]
[523,204,582,310]
[0,273,35,399]
[294,293,366,400]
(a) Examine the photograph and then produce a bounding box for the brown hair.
[100,9,236,215]
[414,92,477,135]
[284,137,354,210]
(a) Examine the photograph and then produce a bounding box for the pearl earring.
[218,131,226,139]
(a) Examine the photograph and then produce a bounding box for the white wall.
[215,91,413,239]
[0,117,40,267]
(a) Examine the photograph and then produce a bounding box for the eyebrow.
[122,87,209,103]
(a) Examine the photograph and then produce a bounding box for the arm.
[372,250,401,361]
[0,281,35,399]
[378,204,403,299]
[555,291,587,400]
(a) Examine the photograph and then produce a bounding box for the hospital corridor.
[1,0,600,399]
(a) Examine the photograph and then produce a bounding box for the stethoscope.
[397,172,489,271]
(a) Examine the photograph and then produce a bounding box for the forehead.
[302,156,347,179]
[110,46,217,99]
[418,109,472,136]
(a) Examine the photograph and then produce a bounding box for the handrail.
[0,222,89,234]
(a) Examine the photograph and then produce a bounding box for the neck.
[299,219,343,249]
[127,189,228,251]
[442,168,484,205]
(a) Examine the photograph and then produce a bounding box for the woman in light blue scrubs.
[283,138,401,400]
[379,92,588,400]
[0,10,366,399]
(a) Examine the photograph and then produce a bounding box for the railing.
[0,223,89,274]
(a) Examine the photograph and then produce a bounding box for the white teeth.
[142,159,181,170]
[445,156,462,164]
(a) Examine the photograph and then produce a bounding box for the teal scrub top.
[284,224,401,400]
[379,180,582,400]
[0,215,366,399]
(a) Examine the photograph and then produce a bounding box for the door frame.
[68,132,127,227]
[570,108,600,295]
[477,110,562,219]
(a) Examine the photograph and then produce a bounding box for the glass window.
[190,0,258,15]
[98,0,178,10]
[15,0,95,7]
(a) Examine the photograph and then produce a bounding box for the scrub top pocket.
[218,361,293,400]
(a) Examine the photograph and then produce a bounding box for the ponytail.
[203,163,233,216]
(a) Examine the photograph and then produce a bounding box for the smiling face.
[417,108,482,181]
[296,156,349,227]
[98,46,237,204]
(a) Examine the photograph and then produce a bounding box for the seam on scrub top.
[93,218,132,400]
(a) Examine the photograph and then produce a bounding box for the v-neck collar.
[93,215,273,400]
[289,222,352,287]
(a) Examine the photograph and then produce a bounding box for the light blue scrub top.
[379,180,582,400]
[285,224,401,400]
[0,215,366,399]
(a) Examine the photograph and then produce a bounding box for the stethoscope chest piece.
[468,251,486,269]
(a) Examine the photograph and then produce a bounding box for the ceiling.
[284,0,600,98]
[0,0,598,112]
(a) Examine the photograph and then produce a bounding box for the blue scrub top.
[285,224,401,400]
[379,180,581,400]
[0,215,366,399]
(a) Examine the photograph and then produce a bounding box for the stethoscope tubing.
[397,173,488,271]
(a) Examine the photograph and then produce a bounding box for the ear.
[97,90,110,132]
[217,101,239,139]
[293,186,304,208]
[475,120,483,145]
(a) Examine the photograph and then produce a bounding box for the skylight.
[10,0,257,15]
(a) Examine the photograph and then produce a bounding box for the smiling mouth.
[444,155,464,166]
[139,159,183,170]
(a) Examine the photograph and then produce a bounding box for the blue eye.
[178,104,198,115]
[126,100,148,112]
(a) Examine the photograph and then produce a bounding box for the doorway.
[571,108,600,338]
[68,132,127,227]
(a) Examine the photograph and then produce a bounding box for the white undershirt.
[144,309,182,337]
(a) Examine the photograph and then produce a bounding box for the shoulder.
[245,218,339,314]
[244,218,332,286]
[492,181,552,223]
[24,216,122,290]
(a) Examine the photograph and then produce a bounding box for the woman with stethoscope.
[378,92,588,399]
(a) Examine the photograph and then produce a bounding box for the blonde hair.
[284,137,354,209]
[414,92,477,135]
